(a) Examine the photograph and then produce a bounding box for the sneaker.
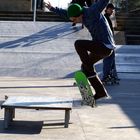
[114,77,120,81]
[101,75,111,82]
[94,93,111,100]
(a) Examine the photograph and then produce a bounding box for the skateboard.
[74,71,96,107]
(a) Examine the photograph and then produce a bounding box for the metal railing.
[111,0,140,13]
[33,0,37,22]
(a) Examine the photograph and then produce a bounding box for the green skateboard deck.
[74,71,95,107]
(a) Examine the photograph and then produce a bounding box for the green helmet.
[67,4,83,17]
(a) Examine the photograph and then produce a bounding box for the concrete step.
[126,40,140,45]
[115,12,140,45]
[0,11,68,21]
[125,30,140,35]
[115,12,140,30]
[125,34,140,45]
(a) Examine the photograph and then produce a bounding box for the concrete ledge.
[1,96,73,129]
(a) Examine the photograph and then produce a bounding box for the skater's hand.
[44,1,53,10]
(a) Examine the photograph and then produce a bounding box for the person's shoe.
[101,75,112,84]
[114,77,120,81]
[94,93,111,100]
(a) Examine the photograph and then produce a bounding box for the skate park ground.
[0,21,140,140]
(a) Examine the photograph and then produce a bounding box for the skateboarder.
[45,0,115,100]
[70,0,93,27]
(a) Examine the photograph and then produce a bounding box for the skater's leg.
[75,40,112,75]
[75,40,112,100]
[81,64,109,100]
[88,75,109,100]
[74,40,95,74]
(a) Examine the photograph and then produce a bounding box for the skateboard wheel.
[73,82,77,86]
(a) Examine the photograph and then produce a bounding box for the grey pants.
[74,40,112,99]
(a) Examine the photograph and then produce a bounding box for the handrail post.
[33,0,37,22]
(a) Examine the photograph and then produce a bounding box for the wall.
[0,0,32,11]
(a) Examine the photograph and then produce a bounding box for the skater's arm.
[44,2,69,20]
[89,0,109,13]
[85,0,92,7]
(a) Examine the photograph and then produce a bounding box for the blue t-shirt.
[82,0,115,49]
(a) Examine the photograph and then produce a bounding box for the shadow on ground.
[97,79,140,130]
[0,119,69,134]
[0,23,81,49]
[0,120,43,134]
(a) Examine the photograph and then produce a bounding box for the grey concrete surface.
[0,21,140,140]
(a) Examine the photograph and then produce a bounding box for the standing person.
[102,3,119,82]
[38,0,44,10]
[45,0,115,100]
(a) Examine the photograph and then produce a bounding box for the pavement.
[0,21,140,140]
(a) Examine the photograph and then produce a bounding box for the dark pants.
[103,50,118,78]
[74,40,113,99]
